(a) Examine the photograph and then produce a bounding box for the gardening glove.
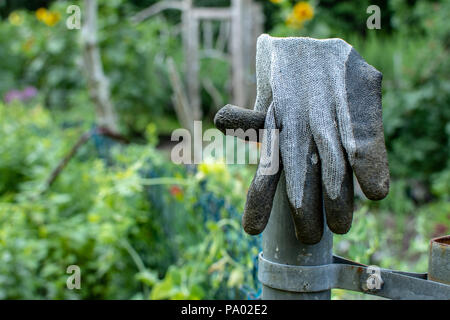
[214,34,389,244]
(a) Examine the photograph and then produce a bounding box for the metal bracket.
[258,253,450,300]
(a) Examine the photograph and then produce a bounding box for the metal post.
[261,172,333,300]
[428,235,450,285]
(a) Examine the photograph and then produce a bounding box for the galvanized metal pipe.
[261,172,333,300]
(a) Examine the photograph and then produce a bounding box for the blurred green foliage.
[0,0,448,300]
[0,0,233,135]
[0,101,260,299]
[1,0,187,135]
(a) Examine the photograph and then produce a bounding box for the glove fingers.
[214,104,266,142]
[309,107,348,205]
[243,167,282,235]
[287,139,324,245]
[243,102,281,235]
[340,48,389,200]
[323,159,354,234]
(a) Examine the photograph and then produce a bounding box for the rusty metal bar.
[428,235,450,285]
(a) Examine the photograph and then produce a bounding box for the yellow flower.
[88,213,101,223]
[35,8,60,27]
[293,2,314,21]
[45,12,61,27]
[8,12,23,26]
[35,8,48,21]
[286,2,314,29]
[198,161,226,176]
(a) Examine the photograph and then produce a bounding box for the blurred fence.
[93,131,262,299]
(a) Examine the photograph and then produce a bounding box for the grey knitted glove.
[215,34,389,244]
